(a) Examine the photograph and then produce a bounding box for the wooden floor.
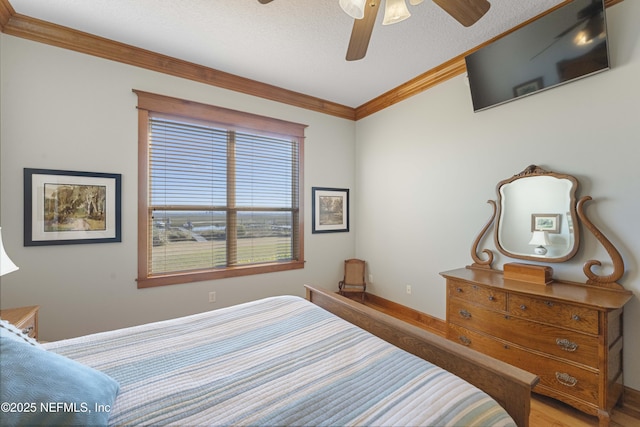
[342,292,640,427]
[531,394,639,426]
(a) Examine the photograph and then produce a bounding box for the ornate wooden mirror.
[495,165,579,262]
[470,165,625,288]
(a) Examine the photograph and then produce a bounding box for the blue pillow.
[0,336,120,426]
[0,318,43,348]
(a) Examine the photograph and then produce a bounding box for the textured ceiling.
[9,0,564,108]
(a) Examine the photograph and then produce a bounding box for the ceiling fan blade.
[346,0,381,61]
[432,0,490,27]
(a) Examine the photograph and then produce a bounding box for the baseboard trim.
[622,386,640,418]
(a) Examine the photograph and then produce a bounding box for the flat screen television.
[465,0,610,112]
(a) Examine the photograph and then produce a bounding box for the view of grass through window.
[151,211,294,273]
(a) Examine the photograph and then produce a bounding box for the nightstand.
[0,305,39,340]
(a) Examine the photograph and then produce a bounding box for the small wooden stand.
[503,262,553,285]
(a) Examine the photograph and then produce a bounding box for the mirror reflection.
[495,166,579,262]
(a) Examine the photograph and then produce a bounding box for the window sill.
[137,260,305,288]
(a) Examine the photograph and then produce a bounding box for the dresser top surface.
[441,267,632,310]
[0,305,39,325]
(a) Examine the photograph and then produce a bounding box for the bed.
[1,286,538,426]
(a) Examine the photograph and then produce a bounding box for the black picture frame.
[24,168,122,246]
[311,187,349,234]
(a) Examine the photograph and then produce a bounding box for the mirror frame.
[494,165,580,263]
[470,165,625,289]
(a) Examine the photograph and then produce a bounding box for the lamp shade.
[0,227,19,276]
[383,0,411,25]
[339,0,367,19]
[529,230,551,246]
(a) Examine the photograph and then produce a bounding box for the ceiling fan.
[257,0,491,61]
[344,0,491,60]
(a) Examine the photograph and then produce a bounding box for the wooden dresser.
[441,267,632,426]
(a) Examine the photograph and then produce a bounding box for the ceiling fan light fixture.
[382,0,411,25]
[340,0,367,20]
[574,16,605,46]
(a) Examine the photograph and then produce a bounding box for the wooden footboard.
[305,285,539,427]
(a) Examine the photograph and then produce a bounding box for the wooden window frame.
[134,90,306,288]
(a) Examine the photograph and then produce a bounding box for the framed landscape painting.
[24,168,122,246]
[312,187,349,233]
[531,213,561,234]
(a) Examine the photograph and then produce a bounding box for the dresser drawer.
[530,357,598,405]
[447,323,599,405]
[509,294,599,334]
[448,298,496,334]
[447,280,507,311]
[448,299,598,367]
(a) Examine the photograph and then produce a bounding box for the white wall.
[354,0,640,389]
[0,36,356,340]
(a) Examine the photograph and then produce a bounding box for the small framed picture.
[531,213,561,234]
[312,187,349,233]
[24,168,122,246]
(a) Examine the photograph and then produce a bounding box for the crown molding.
[1,0,623,121]
[0,0,14,30]
[0,2,356,121]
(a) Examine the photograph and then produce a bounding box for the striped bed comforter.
[43,296,515,426]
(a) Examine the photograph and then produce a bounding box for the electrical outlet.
[368,274,374,283]
[406,285,412,295]
[209,291,216,303]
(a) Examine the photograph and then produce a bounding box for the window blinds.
[148,116,299,275]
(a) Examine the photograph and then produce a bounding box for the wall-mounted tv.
[465,0,610,112]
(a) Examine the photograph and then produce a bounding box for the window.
[135,91,306,288]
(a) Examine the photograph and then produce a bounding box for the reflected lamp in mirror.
[0,227,19,276]
[529,230,551,256]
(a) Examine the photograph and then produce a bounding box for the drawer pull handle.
[556,338,579,352]
[488,295,495,301]
[544,301,555,307]
[456,287,463,293]
[555,372,578,387]
[572,314,581,321]
[520,304,527,310]
[459,309,472,319]
[459,336,471,346]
